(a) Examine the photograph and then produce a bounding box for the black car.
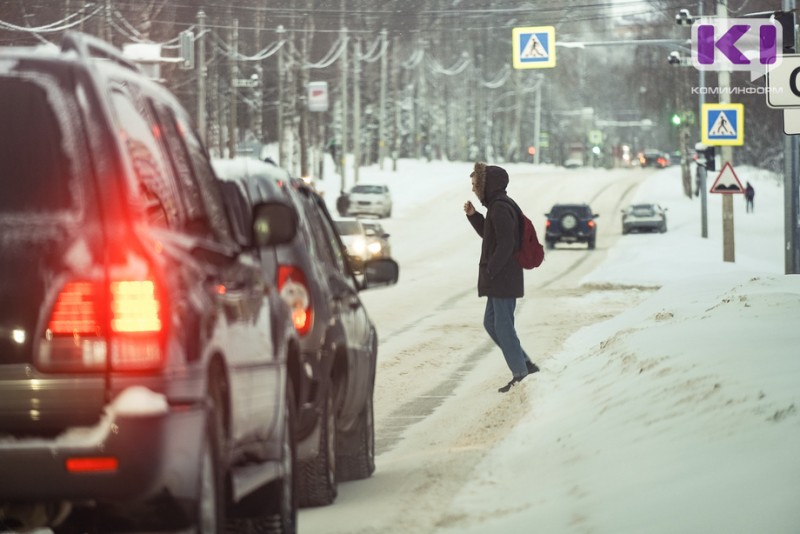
[639,149,670,168]
[545,203,600,249]
[0,34,301,533]
[213,158,399,507]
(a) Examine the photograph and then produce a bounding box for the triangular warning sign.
[521,34,548,59]
[709,111,736,137]
[709,162,745,194]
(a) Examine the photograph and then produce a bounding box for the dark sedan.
[213,157,399,509]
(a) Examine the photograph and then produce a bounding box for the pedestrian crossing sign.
[701,103,744,146]
[512,26,556,69]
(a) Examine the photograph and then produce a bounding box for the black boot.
[498,374,527,393]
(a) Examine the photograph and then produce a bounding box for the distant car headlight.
[351,238,366,255]
[368,241,382,254]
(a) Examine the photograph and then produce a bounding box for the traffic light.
[695,143,716,171]
[703,146,716,171]
[671,113,682,126]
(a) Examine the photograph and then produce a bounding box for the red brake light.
[588,220,596,229]
[48,281,103,336]
[66,456,119,473]
[41,278,166,372]
[277,265,313,336]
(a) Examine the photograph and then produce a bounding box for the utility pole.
[299,14,312,178]
[783,0,800,273]
[277,25,286,167]
[533,74,542,165]
[717,0,735,262]
[254,10,264,147]
[391,35,400,172]
[415,38,425,159]
[228,18,238,159]
[353,39,361,184]
[378,29,388,170]
[340,27,349,192]
[697,0,709,239]
[196,10,206,143]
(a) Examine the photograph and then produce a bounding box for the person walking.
[464,162,539,393]
[745,182,755,213]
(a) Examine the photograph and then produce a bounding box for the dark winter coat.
[467,162,524,298]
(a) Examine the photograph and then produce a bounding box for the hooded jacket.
[466,162,523,298]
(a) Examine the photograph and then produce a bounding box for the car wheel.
[546,240,555,250]
[297,384,337,507]
[660,223,667,233]
[622,226,628,235]
[588,238,596,250]
[336,392,375,482]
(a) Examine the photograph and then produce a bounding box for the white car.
[621,203,668,234]
[361,220,392,258]
[334,217,370,270]
[347,184,392,218]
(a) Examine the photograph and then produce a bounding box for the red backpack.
[500,198,545,269]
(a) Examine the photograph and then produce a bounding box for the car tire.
[588,238,596,250]
[336,392,375,482]
[546,240,555,250]
[622,226,628,235]
[297,384,337,507]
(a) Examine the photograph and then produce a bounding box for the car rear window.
[632,206,656,216]
[0,77,76,213]
[351,185,385,194]
[551,205,591,217]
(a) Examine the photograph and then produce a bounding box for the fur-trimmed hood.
[471,162,509,205]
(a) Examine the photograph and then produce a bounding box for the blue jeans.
[483,297,529,378]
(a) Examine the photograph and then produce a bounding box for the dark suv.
[545,203,600,249]
[0,34,301,533]
[213,158,399,508]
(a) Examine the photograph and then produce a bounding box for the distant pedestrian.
[336,190,350,217]
[745,181,755,213]
[464,162,539,393]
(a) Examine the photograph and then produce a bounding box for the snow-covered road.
[300,163,660,532]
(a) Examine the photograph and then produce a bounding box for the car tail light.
[66,456,119,473]
[277,265,313,336]
[39,278,166,373]
[545,220,551,229]
[588,220,596,229]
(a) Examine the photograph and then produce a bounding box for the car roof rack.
[61,31,141,73]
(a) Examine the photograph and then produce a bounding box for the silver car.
[346,184,392,218]
[361,220,392,258]
[334,217,371,270]
[621,203,668,234]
